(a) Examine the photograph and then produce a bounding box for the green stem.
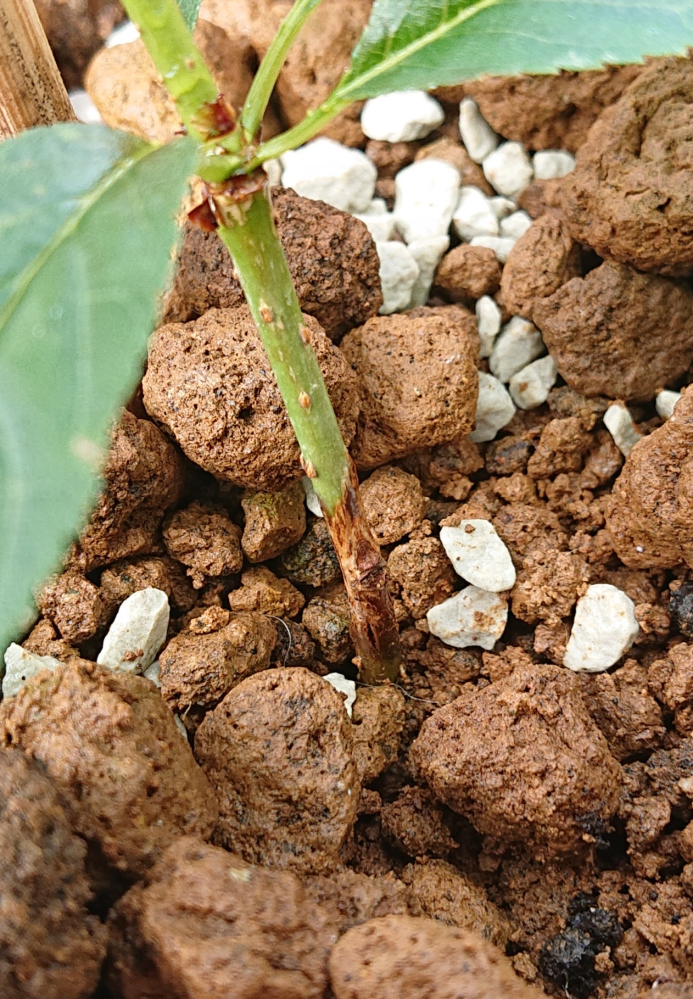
[120,0,218,143]
[217,187,400,684]
[245,96,350,171]
[240,0,326,142]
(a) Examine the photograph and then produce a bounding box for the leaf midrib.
[0,139,154,340]
[335,0,503,99]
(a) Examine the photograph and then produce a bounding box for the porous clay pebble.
[393,160,460,242]
[509,354,558,409]
[0,660,218,879]
[458,96,499,163]
[376,241,420,314]
[440,521,516,591]
[427,586,508,650]
[435,244,501,304]
[329,914,544,999]
[533,149,576,179]
[564,584,640,673]
[489,316,545,383]
[656,389,682,421]
[323,673,357,718]
[475,295,502,357]
[2,644,61,699]
[361,90,444,142]
[469,371,516,443]
[194,667,359,873]
[482,141,533,197]
[452,186,498,241]
[603,404,643,457]
[411,664,622,857]
[281,137,377,213]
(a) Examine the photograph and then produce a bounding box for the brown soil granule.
[434,244,502,303]
[303,868,411,937]
[228,566,305,618]
[360,466,427,545]
[194,667,359,873]
[351,686,406,784]
[278,517,342,588]
[411,664,623,858]
[534,261,693,401]
[0,749,107,999]
[107,836,335,999]
[403,859,510,948]
[143,307,358,492]
[163,501,243,588]
[387,533,456,619]
[329,914,545,999]
[380,785,458,857]
[341,309,478,469]
[365,139,418,178]
[526,417,592,479]
[164,188,382,338]
[37,572,107,644]
[241,482,306,562]
[511,547,589,625]
[0,660,217,879]
[562,57,693,276]
[68,410,184,573]
[608,389,693,569]
[22,618,79,661]
[272,619,318,669]
[36,0,124,88]
[303,587,353,665]
[99,555,196,617]
[458,64,642,152]
[501,213,581,320]
[578,660,665,762]
[159,612,277,713]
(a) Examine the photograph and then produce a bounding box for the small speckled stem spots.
[217,186,400,684]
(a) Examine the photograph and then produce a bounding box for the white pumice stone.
[361,90,445,142]
[173,715,189,740]
[656,389,682,421]
[394,160,461,243]
[427,586,508,650]
[69,89,102,124]
[476,295,502,358]
[458,97,499,163]
[509,354,558,409]
[440,521,516,591]
[604,403,643,457]
[469,235,517,264]
[376,241,420,315]
[482,141,533,197]
[488,196,517,220]
[323,673,357,718]
[281,137,377,213]
[354,209,396,242]
[407,236,450,307]
[500,210,533,240]
[469,371,516,443]
[452,186,498,241]
[105,19,140,46]
[489,316,545,383]
[2,644,61,699]
[302,477,324,517]
[143,660,161,688]
[564,584,639,673]
[533,150,576,180]
[97,587,170,674]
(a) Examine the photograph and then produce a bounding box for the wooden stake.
[0,0,75,138]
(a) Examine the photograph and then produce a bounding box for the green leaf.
[0,123,195,652]
[334,0,693,100]
[176,0,202,29]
